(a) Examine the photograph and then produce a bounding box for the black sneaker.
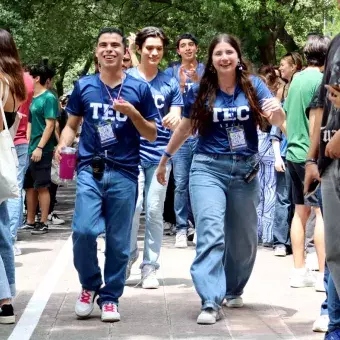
[0,304,15,324]
[31,222,48,235]
[21,222,35,230]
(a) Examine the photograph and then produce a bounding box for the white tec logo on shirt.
[213,106,250,122]
[90,103,128,122]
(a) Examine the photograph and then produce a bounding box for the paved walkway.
[0,185,326,340]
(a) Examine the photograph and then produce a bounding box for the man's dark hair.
[96,27,126,48]
[303,35,331,67]
[135,27,169,49]
[176,33,199,49]
[29,63,56,85]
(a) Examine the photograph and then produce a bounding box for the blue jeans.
[0,201,16,300]
[7,143,29,244]
[257,158,276,244]
[172,139,197,231]
[321,263,330,316]
[328,272,340,332]
[72,166,137,306]
[130,163,171,269]
[189,154,259,311]
[273,159,293,247]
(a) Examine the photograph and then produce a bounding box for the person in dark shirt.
[304,32,340,339]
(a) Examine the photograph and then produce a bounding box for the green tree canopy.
[2,0,338,95]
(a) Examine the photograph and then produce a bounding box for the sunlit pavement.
[1,185,325,340]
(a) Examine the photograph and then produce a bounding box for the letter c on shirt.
[154,94,165,109]
[237,106,250,121]
[116,111,128,122]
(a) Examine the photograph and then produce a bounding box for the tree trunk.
[55,59,69,97]
[78,54,94,78]
[258,32,277,65]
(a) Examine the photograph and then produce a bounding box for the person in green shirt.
[23,63,58,235]
[284,35,330,289]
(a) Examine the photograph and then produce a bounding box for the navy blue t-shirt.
[127,67,183,164]
[66,73,159,181]
[183,76,272,155]
[164,62,205,103]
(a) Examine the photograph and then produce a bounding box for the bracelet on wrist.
[163,151,172,158]
[37,146,43,150]
[305,158,317,165]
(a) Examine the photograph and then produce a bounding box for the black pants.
[163,169,176,224]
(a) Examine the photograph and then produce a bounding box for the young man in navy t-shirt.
[164,33,205,247]
[56,27,158,322]
[126,27,183,288]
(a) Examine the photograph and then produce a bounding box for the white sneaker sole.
[101,313,120,322]
[225,298,244,308]
[313,325,328,332]
[290,281,315,288]
[75,304,94,318]
[48,221,65,225]
[197,312,220,324]
[142,282,160,289]
[0,315,15,324]
[274,251,287,257]
[175,243,188,248]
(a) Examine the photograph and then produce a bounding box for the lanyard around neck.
[103,75,125,104]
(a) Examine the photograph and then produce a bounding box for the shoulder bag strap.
[0,78,10,131]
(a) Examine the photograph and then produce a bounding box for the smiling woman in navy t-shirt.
[156,34,285,325]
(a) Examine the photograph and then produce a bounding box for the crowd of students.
[1,18,340,340]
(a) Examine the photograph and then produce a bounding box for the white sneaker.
[75,289,96,318]
[47,212,65,225]
[192,232,197,246]
[306,252,319,271]
[175,231,188,248]
[141,265,159,289]
[290,268,316,288]
[13,244,22,256]
[312,314,329,332]
[274,245,287,257]
[225,296,243,308]
[197,308,220,324]
[101,302,120,322]
[315,272,326,292]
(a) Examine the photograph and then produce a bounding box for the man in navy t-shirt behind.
[56,27,158,323]
[164,34,205,247]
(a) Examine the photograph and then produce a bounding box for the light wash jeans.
[257,158,276,244]
[0,201,16,300]
[172,138,197,232]
[322,160,340,295]
[189,153,259,311]
[7,143,29,244]
[72,166,137,306]
[130,162,171,269]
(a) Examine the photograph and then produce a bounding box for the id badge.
[226,126,247,152]
[97,121,118,149]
